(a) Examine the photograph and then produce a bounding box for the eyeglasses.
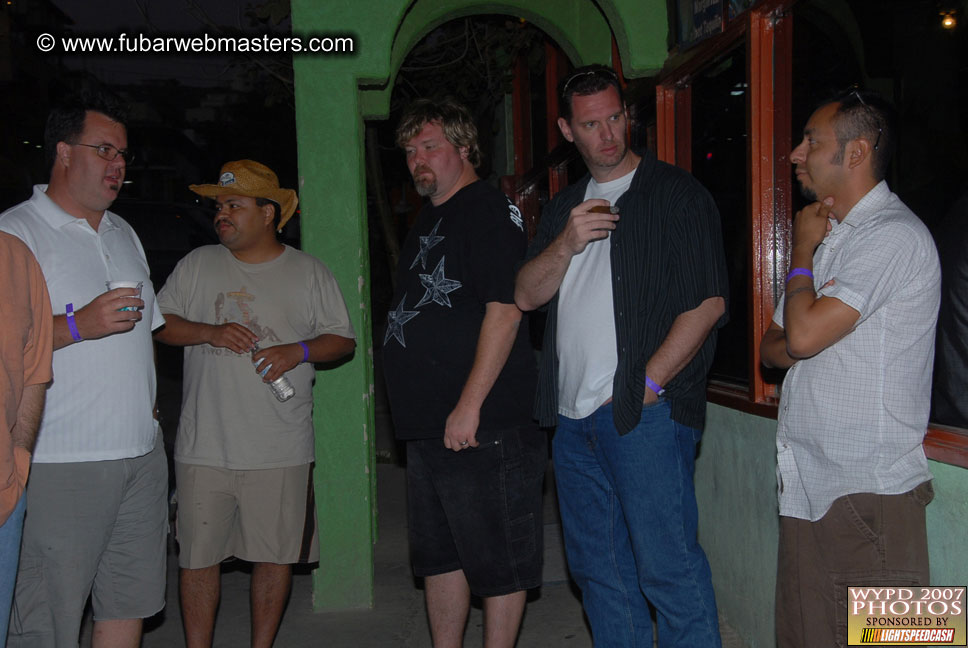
[561,67,618,96]
[849,89,882,152]
[72,143,134,164]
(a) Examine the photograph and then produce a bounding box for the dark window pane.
[691,46,749,387]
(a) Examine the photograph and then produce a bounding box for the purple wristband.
[645,376,665,396]
[785,267,814,283]
[65,303,82,342]
[298,341,310,363]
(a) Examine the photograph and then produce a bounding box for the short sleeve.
[23,247,53,387]
[156,252,197,319]
[818,220,931,324]
[467,196,527,305]
[309,261,356,339]
[669,188,730,320]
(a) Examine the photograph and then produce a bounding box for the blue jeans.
[0,491,27,646]
[554,400,721,647]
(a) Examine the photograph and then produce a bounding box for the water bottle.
[251,343,295,402]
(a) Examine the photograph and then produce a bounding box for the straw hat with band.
[189,160,298,231]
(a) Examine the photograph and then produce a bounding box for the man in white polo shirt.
[0,91,167,648]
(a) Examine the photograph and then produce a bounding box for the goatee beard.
[415,179,436,197]
[798,181,818,202]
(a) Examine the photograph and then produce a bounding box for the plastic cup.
[106,280,143,311]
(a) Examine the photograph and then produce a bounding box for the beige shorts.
[174,462,318,569]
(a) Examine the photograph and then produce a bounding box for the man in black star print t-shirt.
[384,184,535,430]
[382,98,543,647]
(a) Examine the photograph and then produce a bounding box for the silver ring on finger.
[459,440,468,446]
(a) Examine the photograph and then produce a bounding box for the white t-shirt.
[0,186,164,462]
[157,244,355,470]
[556,170,635,418]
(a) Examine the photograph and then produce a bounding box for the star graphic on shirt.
[384,294,420,348]
[409,219,445,270]
[414,257,462,308]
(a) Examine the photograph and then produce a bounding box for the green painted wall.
[697,405,968,647]
[924,462,968,587]
[696,406,779,647]
[291,0,670,611]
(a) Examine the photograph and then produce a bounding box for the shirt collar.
[838,180,891,229]
[627,149,657,193]
[30,184,119,233]
[568,148,656,205]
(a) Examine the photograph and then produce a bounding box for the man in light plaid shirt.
[761,89,941,648]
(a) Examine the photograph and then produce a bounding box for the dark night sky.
[1,0,300,235]
[48,0,288,87]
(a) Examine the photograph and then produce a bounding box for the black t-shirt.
[382,180,536,440]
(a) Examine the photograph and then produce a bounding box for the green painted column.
[292,64,376,610]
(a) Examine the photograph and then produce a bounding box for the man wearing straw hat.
[155,160,356,648]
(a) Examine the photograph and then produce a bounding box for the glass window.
[691,46,750,388]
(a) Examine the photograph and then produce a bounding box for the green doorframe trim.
[291,0,669,611]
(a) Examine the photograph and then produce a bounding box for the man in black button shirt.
[383,98,544,648]
[515,65,728,648]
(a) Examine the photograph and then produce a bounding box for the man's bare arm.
[252,334,356,383]
[515,199,618,311]
[11,383,48,453]
[643,296,725,402]
[153,313,258,354]
[444,302,522,451]
[783,289,859,359]
[760,321,797,369]
[782,199,860,358]
[53,288,144,350]
[514,239,574,312]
